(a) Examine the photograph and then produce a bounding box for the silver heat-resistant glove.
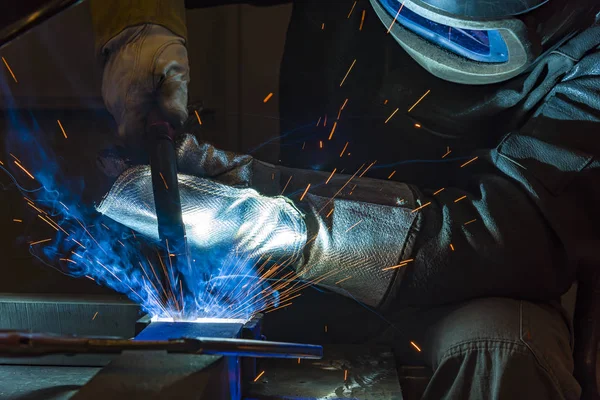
[101,24,190,140]
[97,136,418,309]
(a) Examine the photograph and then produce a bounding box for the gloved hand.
[100,24,190,141]
[97,135,417,309]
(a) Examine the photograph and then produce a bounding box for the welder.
[90,0,600,398]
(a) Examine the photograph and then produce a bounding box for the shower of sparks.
[386,0,407,34]
[454,195,467,203]
[340,59,356,87]
[92,311,99,320]
[159,172,169,189]
[339,142,349,157]
[335,276,352,285]
[464,219,477,226]
[14,161,34,179]
[281,175,293,195]
[2,57,17,83]
[347,1,357,18]
[360,10,366,30]
[442,147,451,158]
[381,259,413,271]
[253,371,266,382]
[29,238,52,246]
[410,341,422,352]
[263,92,274,103]
[460,156,479,168]
[450,243,455,251]
[411,201,431,213]
[194,110,203,125]
[414,123,421,128]
[408,89,431,112]
[13,219,22,223]
[433,188,445,195]
[329,121,338,140]
[385,108,399,124]
[326,168,337,184]
[300,184,311,201]
[316,117,322,126]
[345,219,363,233]
[57,120,68,138]
[388,170,396,179]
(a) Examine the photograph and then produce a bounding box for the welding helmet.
[370,0,599,84]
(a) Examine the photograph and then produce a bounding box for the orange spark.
[10,153,21,163]
[0,160,3,165]
[411,201,431,213]
[450,243,455,251]
[414,123,422,128]
[347,1,357,18]
[335,276,352,285]
[316,117,322,126]
[345,219,363,233]
[300,183,311,201]
[13,219,22,223]
[30,238,51,246]
[37,215,58,231]
[359,160,376,178]
[359,10,366,30]
[385,108,399,123]
[339,142,349,157]
[2,57,17,83]
[321,23,325,30]
[326,208,334,218]
[302,142,306,150]
[263,92,274,103]
[14,161,34,179]
[319,140,323,149]
[325,325,328,333]
[341,98,349,110]
[442,148,452,158]
[328,121,338,140]
[281,175,293,195]
[410,341,422,352]
[387,0,407,34]
[464,219,477,226]
[382,259,413,271]
[59,258,76,264]
[194,109,203,125]
[433,187,445,195]
[383,99,388,105]
[388,170,396,179]
[454,195,467,203]
[92,311,99,320]
[340,59,356,87]
[326,168,337,184]
[254,371,266,382]
[324,114,328,126]
[265,302,293,313]
[159,172,169,189]
[298,358,301,364]
[344,369,348,381]
[460,156,479,168]
[57,120,68,138]
[71,252,83,258]
[71,238,86,249]
[408,89,431,112]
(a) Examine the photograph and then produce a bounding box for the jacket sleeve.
[267,27,600,308]
[89,0,187,54]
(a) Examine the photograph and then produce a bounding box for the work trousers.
[264,293,580,400]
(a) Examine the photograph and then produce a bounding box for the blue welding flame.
[1,74,279,321]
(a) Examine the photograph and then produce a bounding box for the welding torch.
[0,330,323,360]
[147,110,189,306]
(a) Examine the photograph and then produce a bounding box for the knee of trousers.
[421,297,580,399]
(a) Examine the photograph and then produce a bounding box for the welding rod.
[147,113,189,304]
[0,331,323,359]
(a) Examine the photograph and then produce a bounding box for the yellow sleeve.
[89,0,187,53]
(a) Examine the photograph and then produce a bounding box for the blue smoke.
[1,74,281,321]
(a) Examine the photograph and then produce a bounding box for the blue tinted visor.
[380,0,509,63]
